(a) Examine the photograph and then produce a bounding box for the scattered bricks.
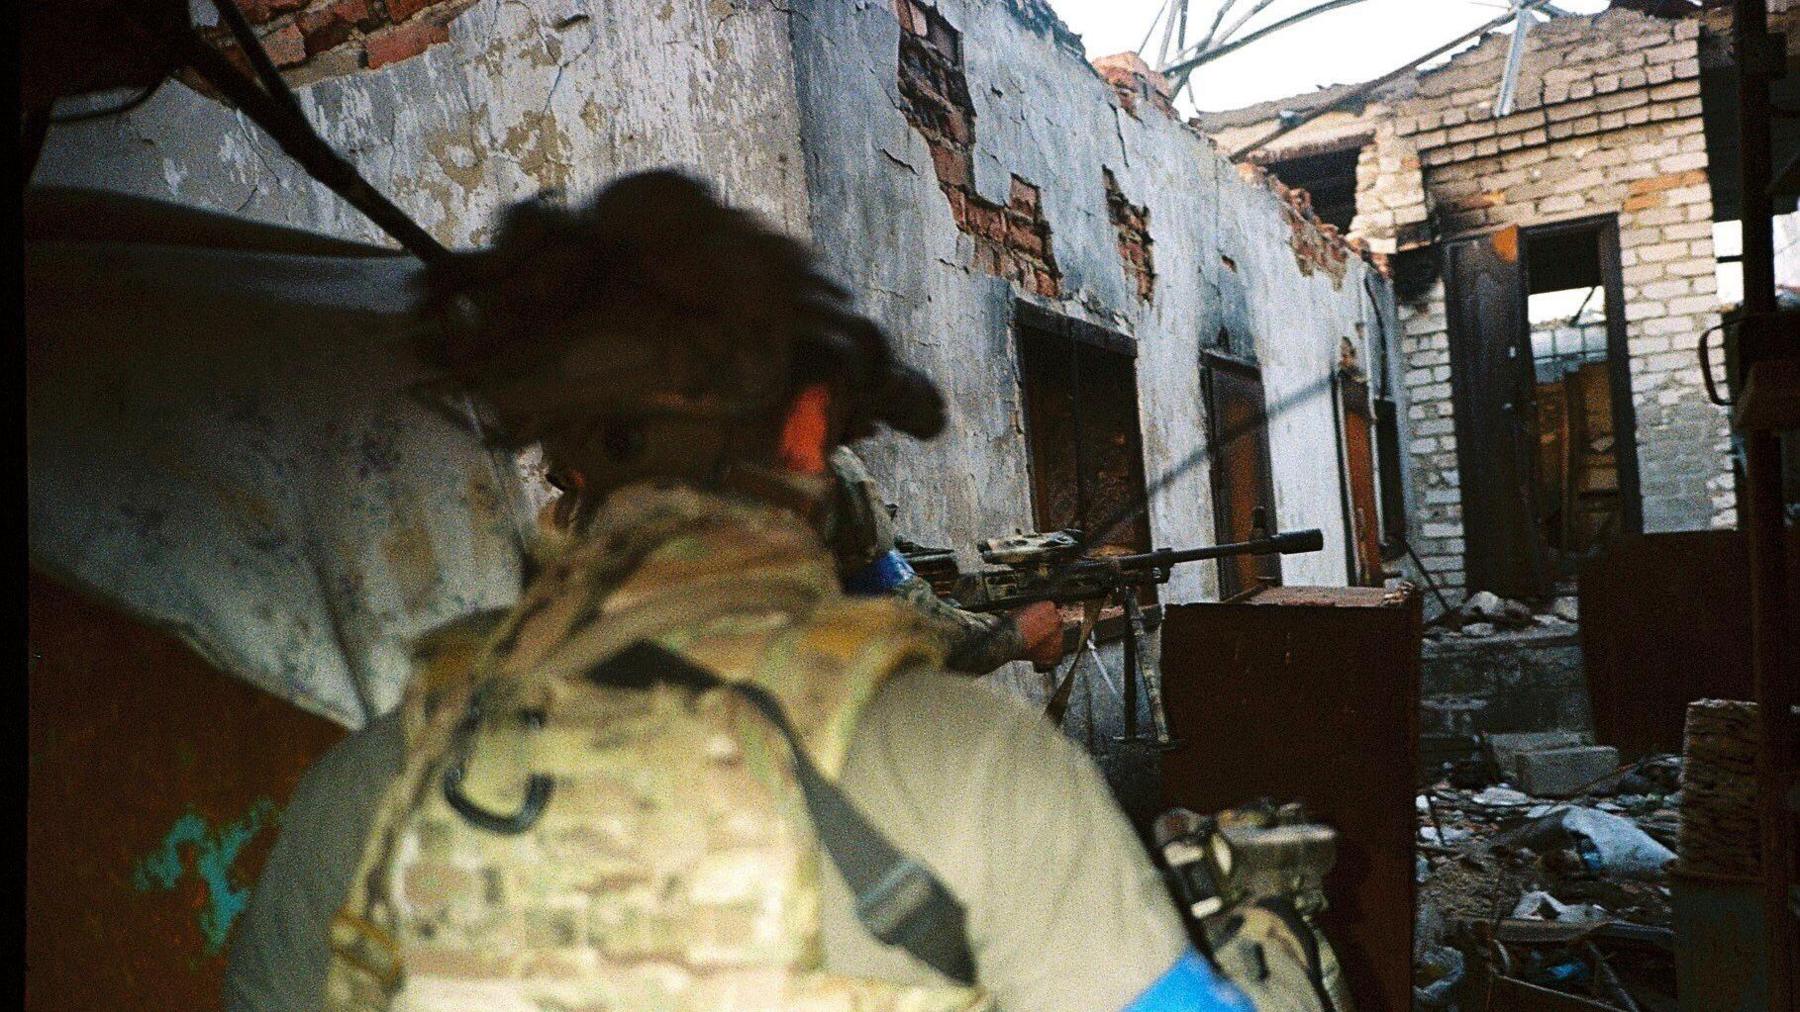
[1516,745,1622,798]
[365,16,450,69]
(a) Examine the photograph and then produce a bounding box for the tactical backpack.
[324,489,988,1011]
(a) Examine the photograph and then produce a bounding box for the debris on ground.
[1426,587,1583,640]
[1413,750,1683,1010]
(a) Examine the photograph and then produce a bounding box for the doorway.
[1444,218,1641,599]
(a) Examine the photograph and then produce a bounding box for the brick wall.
[1391,15,1732,592]
[1199,8,1741,595]
[896,0,1060,297]
[195,0,478,88]
[1103,167,1156,301]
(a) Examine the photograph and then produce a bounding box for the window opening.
[1015,304,1154,597]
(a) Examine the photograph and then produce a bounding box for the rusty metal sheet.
[26,232,538,728]
[1158,585,1420,1012]
[27,571,346,1008]
[1578,532,1753,757]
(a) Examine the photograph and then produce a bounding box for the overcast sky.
[1045,0,1613,115]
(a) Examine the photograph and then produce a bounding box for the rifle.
[943,525,1324,613]
[897,520,1324,747]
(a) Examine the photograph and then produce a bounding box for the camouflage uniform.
[326,484,988,1011]
[824,448,1024,674]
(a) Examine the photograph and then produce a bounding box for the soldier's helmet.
[419,170,944,492]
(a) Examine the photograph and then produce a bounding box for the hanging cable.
[122,2,456,266]
[50,80,166,124]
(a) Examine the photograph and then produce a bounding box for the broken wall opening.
[896,0,1059,296]
[1263,145,1362,234]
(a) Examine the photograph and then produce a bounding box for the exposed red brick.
[261,22,308,67]
[299,0,377,55]
[233,0,276,24]
[1103,168,1155,301]
[365,16,450,69]
[929,144,971,190]
[1091,52,1175,118]
[1009,177,1040,215]
[1008,216,1044,256]
[895,0,925,39]
[897,0,1060,295]
[387,0,442,25]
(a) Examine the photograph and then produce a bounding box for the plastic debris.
[1500,805,1676,878]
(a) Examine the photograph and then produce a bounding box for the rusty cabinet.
[1159,585,1422,1012]
[28,573,345,1010]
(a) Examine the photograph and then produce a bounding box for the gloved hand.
[1009,600,1066,671]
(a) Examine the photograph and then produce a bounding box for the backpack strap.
[587,640,978,986]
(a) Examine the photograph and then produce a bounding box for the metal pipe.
[1163,0,1383,80]
[1494,4,1534,118]
[1733,2,1795,1007]
[1225,0,1555,162]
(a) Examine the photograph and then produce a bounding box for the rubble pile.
[1424,589,1580,641]
[1413,742,1683,1010]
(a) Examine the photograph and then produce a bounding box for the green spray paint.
[131,798,278,954]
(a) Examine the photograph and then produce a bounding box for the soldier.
[226,172,1253,1011]
[825,444,1066,675]
[533,448,1065,676]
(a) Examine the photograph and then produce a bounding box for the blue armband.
[841,549,918,596]
[1124,949,1254,1012]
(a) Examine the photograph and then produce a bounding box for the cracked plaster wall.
[791,0,1398,713]
[35,0,812,246]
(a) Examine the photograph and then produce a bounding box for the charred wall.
[790,0,1399,702]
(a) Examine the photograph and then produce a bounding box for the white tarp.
[27,204,535,728]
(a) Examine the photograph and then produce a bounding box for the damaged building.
[25,0,1799,1009]
[27,0,1423,1006]
[1196,1,1800,599]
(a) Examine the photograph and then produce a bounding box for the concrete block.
[1485,731,1593,779]
[1517,745,1621,797]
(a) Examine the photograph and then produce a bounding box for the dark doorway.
[1201,352,1282,598]
[1444,219,1640,600]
